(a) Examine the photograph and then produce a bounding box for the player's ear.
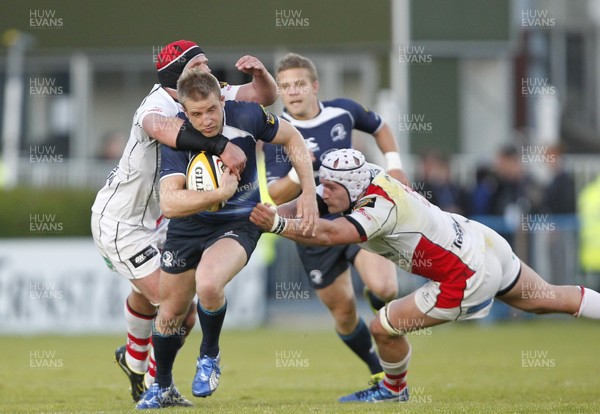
[219,94,225,106]
[313,80,320,94]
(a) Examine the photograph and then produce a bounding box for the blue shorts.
[161,216,262,274]
[296,243,361,289]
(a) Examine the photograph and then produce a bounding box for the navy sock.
[197,300,227,358]
[338,317,382,374]
[152,322,184,388]
[365,289,387,311]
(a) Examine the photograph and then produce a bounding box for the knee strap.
[378,303,404,336]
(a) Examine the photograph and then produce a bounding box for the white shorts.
[91,212,168,280]
[414,221,521,321]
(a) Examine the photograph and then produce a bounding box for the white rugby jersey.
[345,171,486,291]
[91,83,240,228]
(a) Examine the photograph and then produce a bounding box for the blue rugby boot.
[338,380,409,403]
[135,383,193,409]
[192,354,221,397]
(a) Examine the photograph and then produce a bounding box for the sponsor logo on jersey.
[103,256,115,271]
[261,105,276,125]
[330,123,347,141]
[106,166,118,186]
[304,137,320,153]
[148,107,165,114]
[451,218,464,249]
[354,196,376,210]
[128,246,158,268]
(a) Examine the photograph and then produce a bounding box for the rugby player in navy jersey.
[135,69,318,409]
[92,39,278,403]
[263,53,406,382]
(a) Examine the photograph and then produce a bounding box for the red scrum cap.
[156,40,204,89]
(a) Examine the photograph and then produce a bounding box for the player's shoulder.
[140,84,171,107]
[224,100,260,117]
[136,85,179,119]
[363,172,397,205]
[225,101,275,128]
[322,98,363,112]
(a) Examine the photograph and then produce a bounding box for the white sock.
[576,287,600,319]
[145,344,156,388]
[379,346,411,393]
[124,301,154,374]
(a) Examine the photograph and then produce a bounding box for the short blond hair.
[276,53,318,82]
[177,68,221,105]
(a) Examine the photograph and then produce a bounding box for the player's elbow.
[253,82,277,106]
[267,184,295,206]
[270,193,289,206]
[159,198,178,219]
[322,236,339,247]
[260,90,277,106]
[252,90,276,106]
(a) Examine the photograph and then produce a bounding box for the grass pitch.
[1,319,599,413]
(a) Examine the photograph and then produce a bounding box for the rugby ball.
[186,152,226,212]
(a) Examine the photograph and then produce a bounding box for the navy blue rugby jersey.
[263,98,383,186]
[160,101,279,223]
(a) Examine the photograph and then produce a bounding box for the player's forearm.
[160,187,230,218]
[373,123,400,154]
[374,123,407,182]
[144,115,230,154]
[284,138,316,196]
[143,114,182,147]
[267,179,301,205]
[280,218,333,246]
[250,71,278,106]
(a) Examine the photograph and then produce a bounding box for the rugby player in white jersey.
[91,39,277,402]
[251,148,600,402]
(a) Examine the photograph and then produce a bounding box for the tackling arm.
[234,55,278,106]
[249,203,362,246]
[269,120,318,233]
[142,114,246,179]
[142,113,182,148]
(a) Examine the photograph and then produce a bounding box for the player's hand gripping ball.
[186,151,226,212]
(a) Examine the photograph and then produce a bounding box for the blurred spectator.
[97,131,127,160]
[541,145,576,286]
[469,165,496,216]
[416,149,469,214]
[478,144,542,322]
[541,145,575,215]
[488,145,542,252]
[578,174,600,291]
[489,145,539,216]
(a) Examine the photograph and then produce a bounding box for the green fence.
[0,188,96,237]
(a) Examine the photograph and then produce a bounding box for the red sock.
[124,301,155,373]
[380,347,411,393]
[383,371,407,393]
